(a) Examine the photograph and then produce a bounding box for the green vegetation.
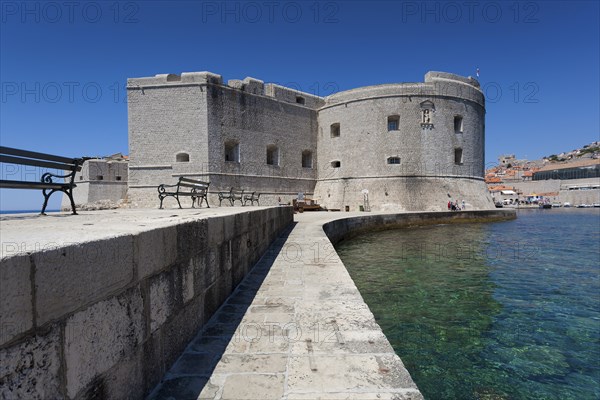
[578,146,599,156]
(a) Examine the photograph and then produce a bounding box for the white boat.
[563,202,572,208]
[552,203,562,208]
[593,203,600,208]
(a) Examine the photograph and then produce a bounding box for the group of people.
[448,199,465,211]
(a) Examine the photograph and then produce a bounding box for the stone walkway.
[147,212,423,400]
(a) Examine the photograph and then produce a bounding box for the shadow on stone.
[146,222,297,399]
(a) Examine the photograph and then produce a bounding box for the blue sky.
[1,0,599,210]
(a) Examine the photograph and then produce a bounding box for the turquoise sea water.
[336,209,600,400]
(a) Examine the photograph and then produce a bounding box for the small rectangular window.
[331,160,341,168]
[302,151,313,168]
[296,96,305,105]
[176,153,190,162]
[96,175,104,180]
[455,148,463,165]
[387,116,399,131]
[387,157,401,164]
[454,116,463,133]
[330,123,340,138]
[225,141,240,162]
[116,176,122,181]
[267,145,279,166]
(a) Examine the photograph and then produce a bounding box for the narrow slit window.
[387,156,401,165]
[455,148,463,165]
[387,116,399,131]
[330,123,340,138]
[454,116,463,133]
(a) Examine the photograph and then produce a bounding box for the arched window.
[225,140,240,162]
[302,150,313,168]
[266,145,279,166]
[420,100,435,127]
[176,152,190,162]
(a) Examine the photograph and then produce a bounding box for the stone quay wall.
[322,209,517,245]
[0,207,293,399]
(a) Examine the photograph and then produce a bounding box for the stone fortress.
[126,71,495,211]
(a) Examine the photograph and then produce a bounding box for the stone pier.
[0,207,292,399]
[1,207,515,399]
[148,209,515,399]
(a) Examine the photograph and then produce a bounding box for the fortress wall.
[127,72,324,208]
[315,73,494,211]
[126,71,492,210]
[127,74,211,199]
[61,181,128,209]
[0,207,293,399]
[314,176,494,212]
[314,73,490,211]
[205,81,319,198]
[324,78,483,108]
[62,160,129,208]
[316,95,485,178]
[264,83,325,109]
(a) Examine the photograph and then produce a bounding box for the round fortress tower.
[313,72,495,211]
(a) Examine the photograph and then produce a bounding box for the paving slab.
[148,211,426,400]
[0,207,276,259]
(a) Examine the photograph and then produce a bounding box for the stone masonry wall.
[127,73,212,207]
[0,207,293,399]
[127,71,493,211]
[314,72,490,211]
[205,79,320,199]
[127,72,324,208]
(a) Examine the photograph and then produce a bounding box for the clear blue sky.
[1,0,599,210]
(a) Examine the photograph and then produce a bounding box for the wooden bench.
[0,146,85,215]
[158,177,210,209]
[218,187,244,206]
[243,192,261,206]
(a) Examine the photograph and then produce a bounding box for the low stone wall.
[322,209,516,244]
[314,176,496,212]
[0,207,293,399]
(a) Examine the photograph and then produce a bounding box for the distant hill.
[543,140,600,163]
